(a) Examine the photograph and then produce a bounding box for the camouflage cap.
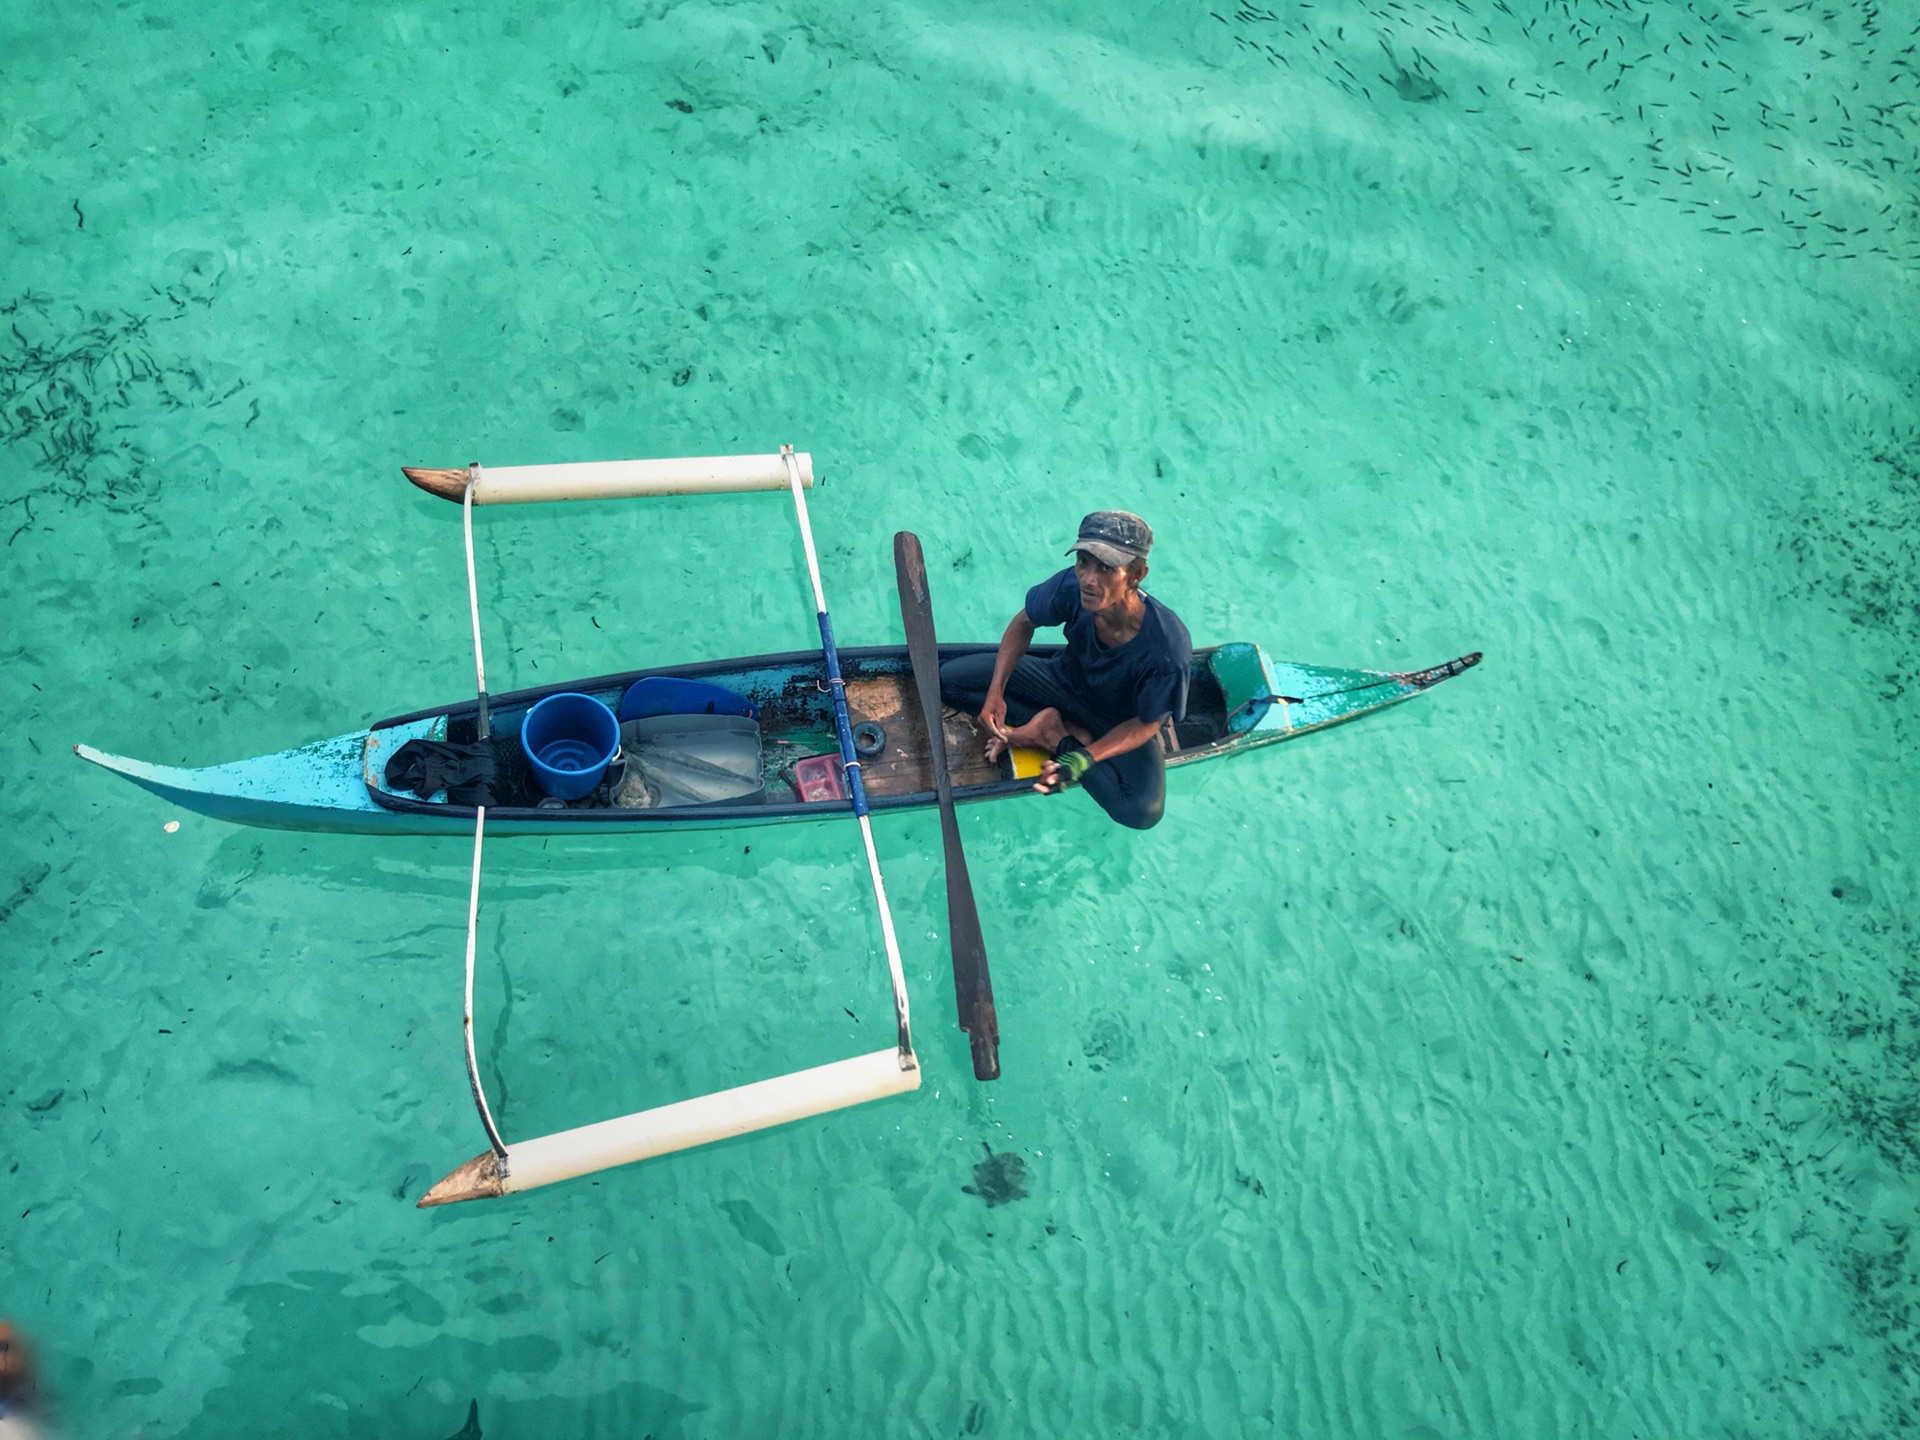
[1066,510,1153,567]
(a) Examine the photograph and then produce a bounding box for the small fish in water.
[962,1143,1028,1208]
[719,1199,786,1256]
[441,1399,481,1440]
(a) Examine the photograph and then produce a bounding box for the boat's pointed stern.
[72,731,421,833]
[73,742,206,797]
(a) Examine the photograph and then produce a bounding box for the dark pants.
[939,652,1166,830]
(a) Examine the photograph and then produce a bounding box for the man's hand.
[1035,747,1092,794]
[1033,718,1161,794]
[979,691,1010,741]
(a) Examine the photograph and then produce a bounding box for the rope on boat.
[463,466,492,740]
[780,444,916,1069]
[464,806,509,1162]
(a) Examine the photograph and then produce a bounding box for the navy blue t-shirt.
[1024,568,1192,729]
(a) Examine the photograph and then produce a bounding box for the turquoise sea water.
[4,1,1918,1435]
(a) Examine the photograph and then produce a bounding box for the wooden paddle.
[894,531,1000,1082]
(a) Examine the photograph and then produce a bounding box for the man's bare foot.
[984,709,1054,762]
[984,707,1086,763]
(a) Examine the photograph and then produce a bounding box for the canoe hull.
[76,644,1480,835]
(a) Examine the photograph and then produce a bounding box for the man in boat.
[939,511,1191,830]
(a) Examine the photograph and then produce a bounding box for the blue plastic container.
[521,693,620,800]
[618,675,759,722]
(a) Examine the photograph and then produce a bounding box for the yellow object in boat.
[1011,747,1049,778]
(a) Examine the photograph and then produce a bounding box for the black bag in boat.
[385,738,502,804]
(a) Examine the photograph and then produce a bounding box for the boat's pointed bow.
[1400,651,1482,689]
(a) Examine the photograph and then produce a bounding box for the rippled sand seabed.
[2,1,1916,1436]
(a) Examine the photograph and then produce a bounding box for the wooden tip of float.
[402,467,471,503]
[417,1150,507,1208]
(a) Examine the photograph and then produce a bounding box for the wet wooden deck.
[844,675,1004,797]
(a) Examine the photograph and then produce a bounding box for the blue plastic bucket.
[522,693,620,800]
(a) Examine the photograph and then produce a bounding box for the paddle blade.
[895,529,1002,1081]
[966,937,1000,1082]
[940,806,987,1034]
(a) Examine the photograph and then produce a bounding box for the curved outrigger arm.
[418,451,920,1209]
[461,806,509,1163]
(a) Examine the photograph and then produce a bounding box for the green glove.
[1054,748,1093,783]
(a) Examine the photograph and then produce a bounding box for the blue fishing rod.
[779,445,915,1066]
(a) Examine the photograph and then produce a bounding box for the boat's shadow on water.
[197,810,891,903]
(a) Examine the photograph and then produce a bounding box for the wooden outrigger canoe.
[74,641,1481,836]
[75,448,1481,1207]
